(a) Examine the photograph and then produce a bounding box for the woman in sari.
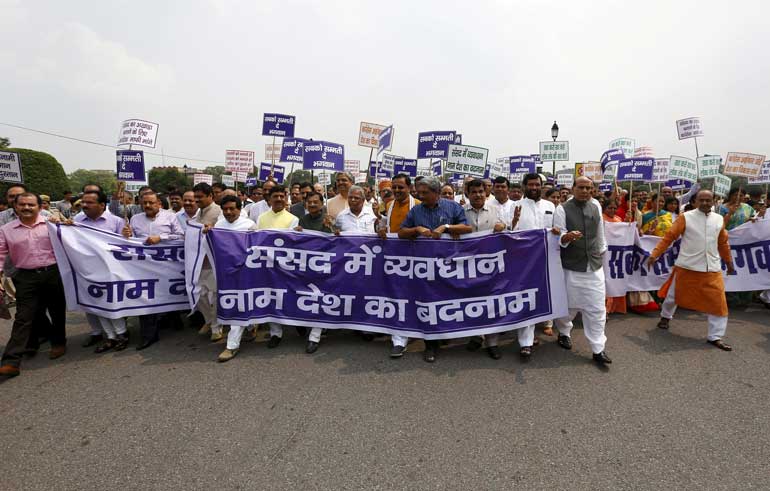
[601,197,627,314]
[640,194,674,237]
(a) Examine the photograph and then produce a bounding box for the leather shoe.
[520,346,532,359]
[657,318,670,329]
[94,340,115,354]
[390,345,406,358]
[113,334,129,351]
[49,345,66,360]
[557,335,572,350]
[135,338,158,351]
[81,334,102,348]
[267,335,282,349]
[593,351,612,365]
[305,341,319,354]
[0,364,20,377]
[466,336,483,351]
[486,346,501,360]
[423,348,436,363]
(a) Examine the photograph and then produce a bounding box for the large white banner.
[117,119,159,148]
[446,144,488,177]
[49,223,189,319]
[603,221,770,296]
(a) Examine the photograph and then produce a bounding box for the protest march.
[0,113,769,379]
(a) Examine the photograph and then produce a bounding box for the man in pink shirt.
[0,193,67,378]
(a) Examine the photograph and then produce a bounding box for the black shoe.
[296,326,308,337]
[94,340,115,354]
[267,335,282,349]
[557,335,572,350]
[520,346,532,359]
[82,334,103,348]
[486,346,501,360]
[657,318,670,329]
[593,351,612,365]
[466,336,483,352]
[390,345,406,358]
[423,348,437,363]
[361,332,375,342]
[135,338,158,351]
[305,341,319,354]
[113,335,129,352]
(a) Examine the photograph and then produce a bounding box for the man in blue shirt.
[399,176,472,362]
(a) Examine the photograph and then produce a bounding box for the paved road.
[1,305,769,490]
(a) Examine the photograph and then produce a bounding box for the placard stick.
[116,181,127,221]
[270,136,276,173]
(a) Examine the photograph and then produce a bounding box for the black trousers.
[1,265,66,367]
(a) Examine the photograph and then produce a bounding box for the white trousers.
[485,325,534,348]
[309,327,322,343]
[86,313,126,339]
[760,290,770,304]
[198,268,221,334]
[660,277,728,341]
[391,335,407,348]
[555,268,607,354]
[226,325,255,350]
[269,323,283,338]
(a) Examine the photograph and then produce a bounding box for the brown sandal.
[708,339,732,351]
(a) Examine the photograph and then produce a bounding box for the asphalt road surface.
[1,305,769,490]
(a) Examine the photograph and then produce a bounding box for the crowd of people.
[0,171,767,378]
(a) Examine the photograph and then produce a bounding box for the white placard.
[633,146,654,158]
[355,172,368,184]
[722,152,766,178]
[609,138,635,158]
[225,150,255,173]
[713,174,731,197]
[539,141,569,161]
[317,172,331,186]
[697,155,722,179]
[509,172,526,185]
[651,158,669,183]
[748,160,770,184]
[358,122,393,150]
[676,117,704,140]
[490,158,507,178]
[576,162,602,181]
[344,160,360,174]
[117,119,159,148]
[233,171,248,182]
[265,143,281,161]
[0,151,24,183]
[380,153,397,173]
[446,144,489,177]
[556,172,573,187]
[668,155,698,183]
[193,173,213,185]
[221,175,235,187]
[602,163,618,183]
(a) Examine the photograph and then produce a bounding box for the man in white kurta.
[552,177,612,365]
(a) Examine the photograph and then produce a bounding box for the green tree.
[0,147,68,199]
[148,167,191,192]
[0,137,10,149]
[202,166,226,183]
[68,169,117,194]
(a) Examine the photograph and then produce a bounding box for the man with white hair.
[326,172,356,219]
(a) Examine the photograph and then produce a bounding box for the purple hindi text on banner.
[665,179,691,191]
[303,141,344,172]
[378,125,393,155]
[280,138,308,163]
[417,131,458,159]
[616,158,654,182]
[115,150,145,182]
[206,229,565,339]
[262,113,296,138]
[259,163,285,183]
[509,156,536,174]
[245,177,258,187]
[393,158,417,177]
[600,149,626,171]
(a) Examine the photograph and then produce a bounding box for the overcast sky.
[1,0,768,176]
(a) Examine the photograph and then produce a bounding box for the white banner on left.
[49,223,189,319]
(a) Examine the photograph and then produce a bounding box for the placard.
[602,163,618,183]
[393,158,417,177]
[378,125,393,154]
[665,179,691,191]
[317,172,331,186]
[358,122,393,151]
[697,155,722,179]
[722,152,766,178]
[556,172,573,188]
[245,177,258,187]
[609,138,635,158]
[221,175,235,187]
[616,158,654,182]
[575,161,602,181]
[355,172,368,183]
[713,174,731,197]
[651,158,670,183]
[344,160,360,175]
[225,149,255,173]
[259,162,285,183]
[233,171,248,182]
[489,159,507,178]
[668,155,698,183]
[509,155,536,175]
[633,146,654,158]
[417,131,458,159]
[303,141,344,171]
[193,174,213,185]
[117,119,159,148]
[676,117,704,140]
[265,143,281,162]
[262,113,295,138]
[539,141,569,161]
[115,150,145,182]
[432,160,443,176]
[0,151,23,183]
[748,160,770,184]
[445,144,488,178]
[380,153,397,173]
[280,138,307,164]
[600,148,625,169]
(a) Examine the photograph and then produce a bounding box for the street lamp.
[550,121,559,176]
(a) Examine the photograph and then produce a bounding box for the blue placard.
[665,178,691,191]
[378,125,393,155]
[417,131,458,159]
[280,138,308,163]
[116,150,145,182]
[393,158,417,177]
[262,113,296,138]
[432,160,443,176]
[303,141,344,171]
[509,155,536,174]
[600,149,625,170]
[599,182,613,193]
[369,164,392,178]
[259,162,285,183]
[616,158,654,182]
[245,177,258,187]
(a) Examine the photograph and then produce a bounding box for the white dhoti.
[554,268,607,354]
[85,313,127,339]
[660,277,728,341]
[197,267,221,334]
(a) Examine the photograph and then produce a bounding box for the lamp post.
[551,121,559,176]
